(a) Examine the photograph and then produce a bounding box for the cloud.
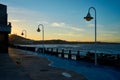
[87,23,94,27]
[71,27,84,31]
[57,33,75,36]
[50,22,84,31]
[36,21,49,24]
[8,6,46,23]
[8,7,38,15]
[51,22,65,27]
[101,31,119,36]
[9,19,21,22]
[87,23,104,28]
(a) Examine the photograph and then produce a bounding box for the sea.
[21,43,120,55]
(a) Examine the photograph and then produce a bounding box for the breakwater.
[10,45,120,68]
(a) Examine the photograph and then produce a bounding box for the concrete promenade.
[0,48,87,80]
[0,53,30,80]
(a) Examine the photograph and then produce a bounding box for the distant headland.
[9,34,120,45]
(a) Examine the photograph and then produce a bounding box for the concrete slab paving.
[0,54,31,80]
[8,48,87,80]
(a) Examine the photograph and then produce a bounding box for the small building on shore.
[0,4,11,53]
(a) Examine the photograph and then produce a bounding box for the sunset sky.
[1,0,120,42]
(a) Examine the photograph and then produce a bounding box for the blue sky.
[1,0,120,42]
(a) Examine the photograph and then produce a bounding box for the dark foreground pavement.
[0,53,31,80]
[0,48,87,80]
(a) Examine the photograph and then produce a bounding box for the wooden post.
[45,48,47,53]
[47,48,49,51]
[45,48,49,54]
[43,47,45,53]
[100,53,103,57]
[51,48,53,55]
[117,54,120,60]
[76,50,80,60]
[55,48,59,56]
[68,50,72,59]
[61,49,64,58]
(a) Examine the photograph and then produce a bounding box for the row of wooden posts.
[38,47,120,61]
[11,45,120,68]
[40,48,82,60]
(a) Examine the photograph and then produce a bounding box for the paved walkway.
[0,53,31,80]
[3,48,119,80]
[8,48,87,80]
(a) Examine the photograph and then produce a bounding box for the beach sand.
[9,48,87,80]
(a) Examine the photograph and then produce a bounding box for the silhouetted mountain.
[9,34,120,45]
[9,34,33,45]
[9,34,69,45]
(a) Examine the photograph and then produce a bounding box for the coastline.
[9,48,87,80]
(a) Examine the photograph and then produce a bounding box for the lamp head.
[21,32,24,35]
[37,27,41,32]
[84,12,93,21]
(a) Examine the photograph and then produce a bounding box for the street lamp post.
[21,29,27,51]
[84,7,97,65]
[37,24,44,53]
[21,30,27,39]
